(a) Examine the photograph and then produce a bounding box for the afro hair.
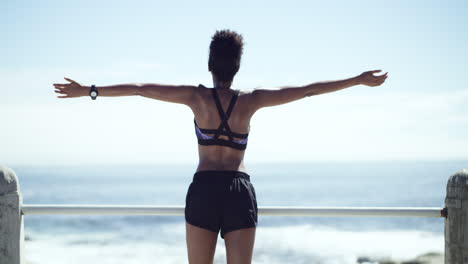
[208,29,244,83]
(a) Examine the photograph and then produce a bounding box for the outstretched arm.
[250,70,388,110]
[53,78,197,106]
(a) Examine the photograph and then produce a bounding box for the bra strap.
[211,89,239,141]
[211,88,225,121]
[224,90,238,120]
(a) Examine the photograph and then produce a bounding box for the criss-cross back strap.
[211,88,239,141]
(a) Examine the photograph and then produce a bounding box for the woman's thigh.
[224,227,256,264]
[186,222,219,264]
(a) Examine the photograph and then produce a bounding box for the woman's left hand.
[53,77,87,98]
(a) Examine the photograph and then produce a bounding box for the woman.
[53,29,388,264]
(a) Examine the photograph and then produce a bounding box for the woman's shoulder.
[238,87,260,96]
[195,84,269,107]
[237,87,265,105]
[193,84,260,114]
[195,84,257,97]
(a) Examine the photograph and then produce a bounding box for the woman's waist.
[195,159,249,182]
[192,170,251,183]
[196,158,246,172]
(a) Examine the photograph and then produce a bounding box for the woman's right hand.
[53,77,88,98]
[358,70,388,87]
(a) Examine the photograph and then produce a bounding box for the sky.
[1,0,467,166]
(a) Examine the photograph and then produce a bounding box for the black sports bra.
[194,85,249,150]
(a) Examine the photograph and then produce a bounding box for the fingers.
[53,83,71,90]
[376,73,388,80]
[53,77,76,88]
[53,79,76,98]
[64,77,77,84]
[367,74,388,87]
[373,76,387,86]
[361,69,388,87]
[54,89,66,94]
[376,72,388,78]
[370,71,388,83]
[54,84,69,94]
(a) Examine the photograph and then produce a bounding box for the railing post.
[0,165,24,264]
[445,169,468,264]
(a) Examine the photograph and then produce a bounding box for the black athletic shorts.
[184,170,258,239]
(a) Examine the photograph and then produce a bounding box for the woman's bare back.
[190,85,256,172]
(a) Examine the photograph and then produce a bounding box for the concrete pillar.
[0,165,24,264]
[445,168,468,264]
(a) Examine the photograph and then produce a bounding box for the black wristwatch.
[89,85,98,100]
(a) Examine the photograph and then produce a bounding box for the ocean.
[13,160,462,264]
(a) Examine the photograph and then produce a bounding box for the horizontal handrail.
[21,204,445,218]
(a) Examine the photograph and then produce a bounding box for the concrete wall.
[445,169,468,264]
[0,165,24,264]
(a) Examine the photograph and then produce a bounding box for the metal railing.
[21,204,445,218]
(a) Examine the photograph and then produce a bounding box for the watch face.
[91,91,97,97]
